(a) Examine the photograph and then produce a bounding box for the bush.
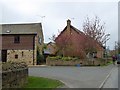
[37,50,44,64]
[62,57,72,61]
[48,56,78,61]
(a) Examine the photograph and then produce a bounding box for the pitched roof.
[55,20,104,49]
[0,22,42,34]
[47,42,55,45]
[70,25,84,35]
[55,24,85,41]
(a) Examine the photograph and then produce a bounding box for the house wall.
[55,20,104,58]
[56,28,104,58]
[70,28,86,58]
[1,23,44,54]
[1,35,37,65]
[47,43,57,55]
[55,27,86,58]
[36,24,44,54]
[1,35,35,50]
[7,50,35,65]
[95,43,104,58]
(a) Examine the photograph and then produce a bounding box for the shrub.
[62,57,72,61]
[56,56,62,59]
[37,48,44,64]
[48,56,78,61]
[48,57,57,60]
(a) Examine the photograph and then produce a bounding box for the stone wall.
[2,62,28,88]
[7,50,36,65]
[46,57,108,66]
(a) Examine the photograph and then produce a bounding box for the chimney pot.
[67,19,71,26]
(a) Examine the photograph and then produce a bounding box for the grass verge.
[23,76,64,88]
[100,61,113,67]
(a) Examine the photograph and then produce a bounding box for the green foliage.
[48,56,62,60]
[48,56,78,61]
[23,76,63,88]
[37,47,44,64]
[43,44,47,49]
[61,57,72,61]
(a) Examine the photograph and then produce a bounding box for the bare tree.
[49,34,56,42]
[83,16,110,45]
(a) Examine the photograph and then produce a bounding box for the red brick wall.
[55,28,86,58]
[55,27,104,58]
[1,35,35,50]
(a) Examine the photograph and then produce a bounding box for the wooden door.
[2,50,7,62]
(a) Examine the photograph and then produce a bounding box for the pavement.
[29,64,114,88]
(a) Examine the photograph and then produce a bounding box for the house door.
[2,50,7,62]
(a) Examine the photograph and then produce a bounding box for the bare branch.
[82,16,110,45]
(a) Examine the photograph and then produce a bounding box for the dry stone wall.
[46,57,108,66]
[2,62,28,88]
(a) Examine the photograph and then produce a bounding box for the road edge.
[59,80,71,88]
[99,66,115,89]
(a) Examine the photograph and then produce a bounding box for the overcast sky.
[0,0,118,50]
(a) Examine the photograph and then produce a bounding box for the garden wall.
[2,62,28,88]
[46,57,109,66]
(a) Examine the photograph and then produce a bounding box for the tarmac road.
[102,65,118,89]
[29,65,113,88]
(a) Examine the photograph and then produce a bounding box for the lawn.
[23,76,63,88]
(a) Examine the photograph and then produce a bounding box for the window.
[15,54,18,59]
[22,51,24,57]
[39,37,42,44]
[14,36,20,43]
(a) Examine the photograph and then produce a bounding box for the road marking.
[59,80,74,88]
[99,66,115,89]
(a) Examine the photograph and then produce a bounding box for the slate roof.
[0,22,42,35]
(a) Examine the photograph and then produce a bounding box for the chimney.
[67,19,71,35]
[67,19,71,34]
[67,19,71,26]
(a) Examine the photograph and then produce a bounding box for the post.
[104,34,110,63]
[115,41,117,55]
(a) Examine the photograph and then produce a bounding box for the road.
[102,66,118,88]
[29,65,113,88]
[102,65,119,89]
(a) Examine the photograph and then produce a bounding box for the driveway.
[29,65,113,88]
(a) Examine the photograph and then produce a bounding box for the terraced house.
[0,23,44,65]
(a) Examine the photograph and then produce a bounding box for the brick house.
[55,19,104,58]
[44,42,57,55]
[0,23,44,65]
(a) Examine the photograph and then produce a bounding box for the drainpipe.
[33,35,35,65]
